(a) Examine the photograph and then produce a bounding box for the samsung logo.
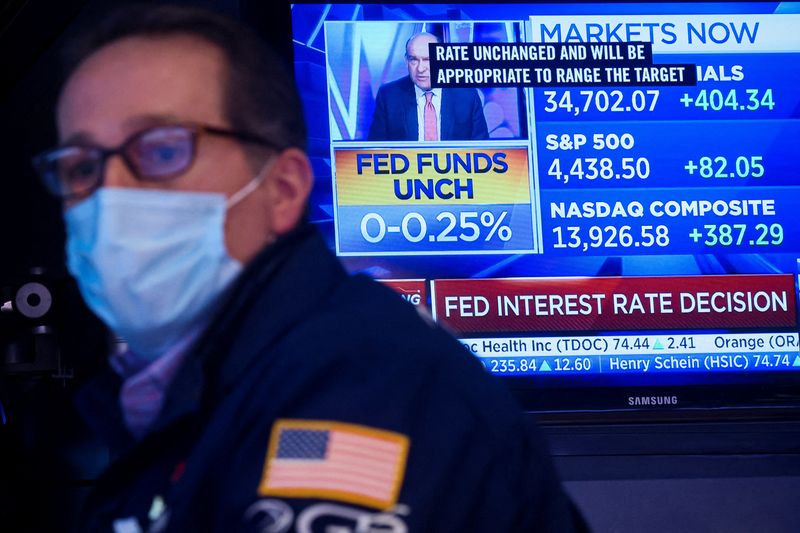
[628,395,679,406]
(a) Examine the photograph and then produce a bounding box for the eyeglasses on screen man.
[32,124,277,200]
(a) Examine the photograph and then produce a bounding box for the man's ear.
[263,148,313,236]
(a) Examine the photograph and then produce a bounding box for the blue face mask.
[64,170,270,360]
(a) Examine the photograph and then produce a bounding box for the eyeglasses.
[32,124,277,200]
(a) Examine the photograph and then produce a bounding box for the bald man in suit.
[368,32,489,141]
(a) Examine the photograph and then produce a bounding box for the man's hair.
[61,4,306,151]
[405,32,439,59]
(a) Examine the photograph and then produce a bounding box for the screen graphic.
[292,2,800,412]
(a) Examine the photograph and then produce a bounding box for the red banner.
[431,274,797,333]
[380,279,427,307]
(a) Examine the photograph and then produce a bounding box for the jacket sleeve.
[470,89,490,140]
[422,420,582,532]
[394,354,581,532]
[368,86,389,141]
[208,289,583,532]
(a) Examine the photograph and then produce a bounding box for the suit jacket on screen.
[368,76,489,141]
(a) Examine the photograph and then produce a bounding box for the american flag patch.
[258,420,410,510]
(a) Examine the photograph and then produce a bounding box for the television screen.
[290,2,800,417]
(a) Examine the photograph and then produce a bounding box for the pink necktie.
[424,91,437,141]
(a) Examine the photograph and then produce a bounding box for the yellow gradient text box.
[335,147,530,205]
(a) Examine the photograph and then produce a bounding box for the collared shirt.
[109,329,201,439]
[414,85,442,141]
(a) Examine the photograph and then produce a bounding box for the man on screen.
[368,32,490,141]
[32,5,582,531]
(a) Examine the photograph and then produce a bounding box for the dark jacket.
[75,225,578,532]
[368,76,489,141]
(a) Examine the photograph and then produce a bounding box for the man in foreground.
[368,32,489,141]
[33,5,581,531]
